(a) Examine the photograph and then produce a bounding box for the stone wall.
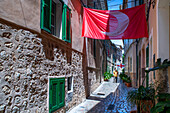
[156,68,169,93]
[0,23,85,113]
[129,72,136,88]
[65,52,86,111]
[0,0,40,32]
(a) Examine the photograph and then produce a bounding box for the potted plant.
[119,73,124,79]
[151,93,170,113]
[120,74,131,87]
[127,84,156,113]
[119,73,128,83]
[104,72,112,81]
[125,78,131,87]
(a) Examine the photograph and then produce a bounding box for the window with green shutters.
[153,54,155,79]
[62,4,71,43]
[49,78,65,113]
[130,57,132,72]
[41,0,52,33]
[146,44,149,87]
[41,0,71,43]
[146,44,149,68]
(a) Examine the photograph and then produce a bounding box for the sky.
[107,0,124,48]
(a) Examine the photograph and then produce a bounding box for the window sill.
[41,30,68,44]
[65,40,71,43]
[67,90,73,94]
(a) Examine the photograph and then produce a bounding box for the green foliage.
[122,68,125,74]
[127,89,139,106]
[119,73,131,83]
[127,84,155,107]
[122,77,128,82]
[151,93,170,113]
[104,72,113,80]
[126,78,131,83]
[119,73,128,79]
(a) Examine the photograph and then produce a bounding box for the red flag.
[116,64,124,68]
[82,4,148,40]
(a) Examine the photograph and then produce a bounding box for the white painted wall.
[124,43,136,73]
[157,0,170,61]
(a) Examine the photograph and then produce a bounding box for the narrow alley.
[0,0,170,113]
[69,79,136,113]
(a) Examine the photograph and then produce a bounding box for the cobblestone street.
[68,78,137,113]
[0,0,170,112]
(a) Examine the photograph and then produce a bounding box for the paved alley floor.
[68,79,137,113]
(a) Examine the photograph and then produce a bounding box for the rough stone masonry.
[0,23,85,113]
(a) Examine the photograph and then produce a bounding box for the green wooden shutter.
[41,0,52,33]
[52,82,58,109]
[49,78,65,113]
[58,80,65,107]
[62,4,71,43]
[49,79,59,113]
[153,54,155,79]
[146,45,149,67]
[146,45,149,87]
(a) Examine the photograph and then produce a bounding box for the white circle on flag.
[102,11,129,36]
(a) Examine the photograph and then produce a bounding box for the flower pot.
[126,82,131,87]
[130,111,137,113]
[104,79,109,81]
[139,100,153,113]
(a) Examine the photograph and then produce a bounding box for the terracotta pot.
[104,79,108,81]
[126,82,131,87]
[139,100,153,113]
[130,111,137,113]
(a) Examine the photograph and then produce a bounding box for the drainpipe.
[136,39,138,87]
[135,1,138,87]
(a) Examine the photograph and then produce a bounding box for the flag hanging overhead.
[82,4,148,40]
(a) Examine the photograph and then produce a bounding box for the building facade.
[145,0,170,92]
[0,0,110,113]
[82,0,118,97]
[123,0,170,93]
[102,40,118,74]
[135,0,170,92]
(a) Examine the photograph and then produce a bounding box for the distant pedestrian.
[113,68,118,83]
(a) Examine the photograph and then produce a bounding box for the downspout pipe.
[136,39,138,87]
[135,1,138,87]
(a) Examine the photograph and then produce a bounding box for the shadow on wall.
[40,30,72,63]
